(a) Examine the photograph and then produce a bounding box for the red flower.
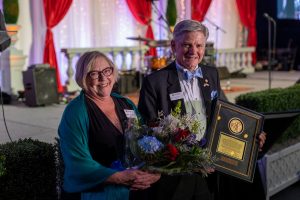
[174,129,190,142]
[166,144,179,161]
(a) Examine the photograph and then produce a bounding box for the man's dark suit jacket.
[139,61,221,124]
[136,61,221,200]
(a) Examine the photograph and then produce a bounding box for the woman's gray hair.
[75,51,119,91]
[173,19,209,41]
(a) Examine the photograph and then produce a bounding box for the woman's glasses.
[88,67,114,80]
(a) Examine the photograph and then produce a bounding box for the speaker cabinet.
[23,68,59,106]
[117,70,139,95]
[217,66,230,80]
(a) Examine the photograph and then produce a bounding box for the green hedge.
[236,84,300,143]
[0,154,5,176]
[0,139,59,200]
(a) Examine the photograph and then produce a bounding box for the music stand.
[260,110,300,156]
[204,17,226,59]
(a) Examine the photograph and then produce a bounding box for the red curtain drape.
[191,0,212,22]
[43,0,73,93]
[236,0,257,63]
[125,0,157,56]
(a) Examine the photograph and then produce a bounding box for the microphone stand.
[265,15,276,90]
[272,19,276,76]
[267,18,272,89]
[150,0,172,39]
[204,18,226,65]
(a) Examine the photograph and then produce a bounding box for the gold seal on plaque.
[228,118,244,135]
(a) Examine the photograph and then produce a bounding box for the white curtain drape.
[152,0,241,49]
[203,0,241,49]
[52,0,142,83]
[29,0,46,65]
[53,0,142,48]
[25,0,241,86]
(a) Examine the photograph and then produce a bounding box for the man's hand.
[258,131,267,151]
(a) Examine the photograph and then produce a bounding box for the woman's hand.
[106,169,160,190]
[105,169,139,186]
[130,170,161,190]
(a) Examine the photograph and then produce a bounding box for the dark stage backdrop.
[256,0,300,70]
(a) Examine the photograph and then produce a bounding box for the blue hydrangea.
[110,160,125,171]
[199,138,207,147]
[138,136,164,154]
[186,133,197,145]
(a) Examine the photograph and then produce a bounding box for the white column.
[0,50,11,94]
[6,25,27,95]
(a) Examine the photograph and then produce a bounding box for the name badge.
[170,92,184,101]
[124,109,137,118]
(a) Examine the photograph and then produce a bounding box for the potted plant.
[3,0,19,24]
[3,0,20,44]
[166,0,177,34]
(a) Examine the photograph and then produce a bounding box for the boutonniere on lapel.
[203,79,210,87]
[210,90,218,100]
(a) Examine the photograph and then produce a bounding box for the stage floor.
[1,70,299,144]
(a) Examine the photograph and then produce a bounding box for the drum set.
[127,36,172,71]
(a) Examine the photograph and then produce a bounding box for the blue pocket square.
[211,90,218,100]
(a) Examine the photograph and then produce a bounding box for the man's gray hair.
[173,19,209,40]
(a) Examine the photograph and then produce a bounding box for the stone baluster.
[224,52,231,71]
[130,50,136,70]
[61,46,149,93]
[241,51,247,69]
[218,52,223,66]
[247,51,253,68]
[139,49,146,72]
[121,50,127,70]
[111,50,117,65]
[230,52,236,71]
[241,47,255,74]
[236,52,241,71]
[65,51,80,92]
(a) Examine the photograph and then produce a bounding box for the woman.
[58,51,160,200]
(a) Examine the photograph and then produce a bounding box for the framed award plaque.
[207,99,264,182]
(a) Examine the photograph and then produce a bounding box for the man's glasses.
[88,67,114,80]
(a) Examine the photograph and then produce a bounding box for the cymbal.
[126,36,152,42]
[147,40,171,47]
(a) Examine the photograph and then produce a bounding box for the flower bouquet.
[123,102,215,176]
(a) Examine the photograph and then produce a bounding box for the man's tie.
[184,68,203,81]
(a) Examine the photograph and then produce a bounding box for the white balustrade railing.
[61,45,149,92]
[61,46,255,92]
[216,47,255,74]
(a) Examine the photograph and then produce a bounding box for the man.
[138,20,266,200]
[138,19,218,200]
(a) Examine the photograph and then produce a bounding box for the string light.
[180,0,186,20]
